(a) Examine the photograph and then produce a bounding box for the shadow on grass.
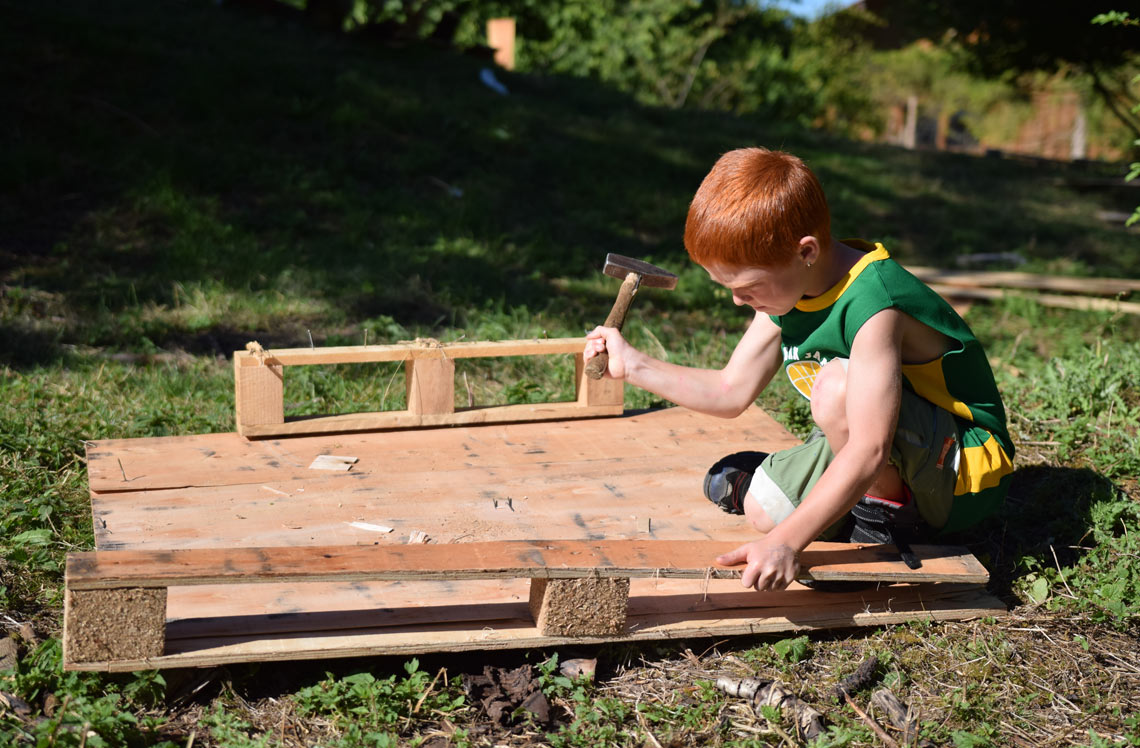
[3,0,1134,371]
[952,464,1125,606]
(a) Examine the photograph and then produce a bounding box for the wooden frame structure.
[66,340,1006,671]
[234,338,623,437]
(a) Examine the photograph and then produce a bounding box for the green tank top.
[772,241,1014,502]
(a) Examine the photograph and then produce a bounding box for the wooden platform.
[74,402,1004,671]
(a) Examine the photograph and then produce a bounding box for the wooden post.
[487,18,515,70]
[528,578,629,636]
[406,356,455,416]
[903,95,918,150]
[576,354,623,408]
[64,587,167,664]
[234,358,284,436]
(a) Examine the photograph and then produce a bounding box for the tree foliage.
[863,0,1140,139]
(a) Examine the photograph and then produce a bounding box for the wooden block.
[528,577,629,636]
[406,357,455,416]
[576,354,623,407]
[234,358,283,434]
[486,17,515,70]
[64,587,166,664]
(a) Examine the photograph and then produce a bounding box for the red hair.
[684,148,831,268]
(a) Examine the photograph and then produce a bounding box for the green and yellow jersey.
[773,240,1014,531]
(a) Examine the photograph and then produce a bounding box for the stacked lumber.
[907,266,1140,315]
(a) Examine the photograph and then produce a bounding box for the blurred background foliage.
[312,0,1139,155]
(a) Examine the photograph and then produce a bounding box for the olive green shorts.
[745,386,962,536]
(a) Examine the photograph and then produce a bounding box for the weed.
[293,659,464,744]
[773,635,812,663]
[0,640,173,747]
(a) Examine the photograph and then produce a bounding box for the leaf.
[1028,576,1050,604]
[773,635,810,662]
[12,529,52,546]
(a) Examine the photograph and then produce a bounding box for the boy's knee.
[809,359,848,427]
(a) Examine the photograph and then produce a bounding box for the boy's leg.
[709,359,959,540]
[809,358,960,532]
[809,359,906,500]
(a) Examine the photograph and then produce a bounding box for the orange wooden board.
[78,405,1003,669]
[67,540,989,588]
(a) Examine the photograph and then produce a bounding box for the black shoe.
[703,451,768,515]
[848,492,923,569]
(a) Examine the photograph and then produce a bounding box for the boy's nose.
[731,292,747,307]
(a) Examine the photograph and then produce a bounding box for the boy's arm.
[584,311,784,418]
[716,309,905,590]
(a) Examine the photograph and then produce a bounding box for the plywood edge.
[66,586,1006,672]
[238,401,625,437]
[65,540,989,590]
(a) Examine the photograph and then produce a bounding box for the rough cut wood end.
[528,577,630,637]
[64,587,167,664]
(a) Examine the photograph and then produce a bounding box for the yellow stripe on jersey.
[955,433,1014,495]
[902,358,975,422]
[795,244,890,313]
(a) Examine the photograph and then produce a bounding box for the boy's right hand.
[584,326,631,379]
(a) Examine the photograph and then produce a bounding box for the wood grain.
[65,540,989,589]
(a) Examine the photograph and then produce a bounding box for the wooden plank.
[926,283,1140,315]
[238,400,624,437]
[234,338,588,367]
[908,266,1140,296]
[88,405,799,493]
[67,585,1006,671]
[65,540,989,589]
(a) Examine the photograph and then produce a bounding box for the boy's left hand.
[716,539,800,592]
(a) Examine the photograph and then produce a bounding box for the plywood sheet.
[76,404,1004,671]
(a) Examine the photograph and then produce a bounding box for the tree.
[862,0,1140,140]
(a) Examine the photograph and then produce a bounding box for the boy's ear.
[798,236,821,267]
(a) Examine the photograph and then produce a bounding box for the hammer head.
[602,253,678,290]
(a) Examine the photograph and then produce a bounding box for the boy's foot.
[703,451,768,515]
[848,489,923,569]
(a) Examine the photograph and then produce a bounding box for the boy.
[583,147,1014,592]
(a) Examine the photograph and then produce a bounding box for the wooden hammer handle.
[585,272,639,380]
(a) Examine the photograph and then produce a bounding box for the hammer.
[584,253,678,380]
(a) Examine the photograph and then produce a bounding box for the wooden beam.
[234,338,587,368]
[908,266,1140,297]
[65,540,989,590]
[926,283,1140,316]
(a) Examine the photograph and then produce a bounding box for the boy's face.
[702,257,809,317]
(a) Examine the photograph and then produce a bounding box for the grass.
[2,0,1139,745]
